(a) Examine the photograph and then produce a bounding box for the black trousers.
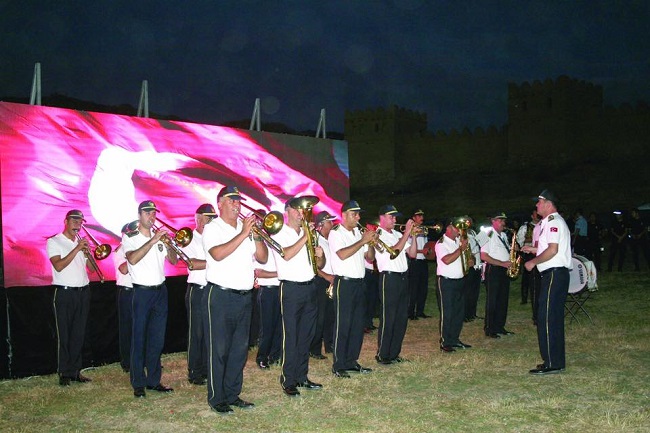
[608,240,626,271]
[463,267,481,320]
[310,276,333,356]
[117,286,133,371]
[377,272,409,361]
[204,284,252,407]
[185,283,207,381]
[437,276,465,347]
[279,280,317,389]
[408,259,429,317]
[363,269,379,328]
[531,268,541,325]
[484,265,510,335]
[53,286,90,378]
[256,285,282,364]
[331,276,366,371]
[537,267,569,369]
[520,253,535,303]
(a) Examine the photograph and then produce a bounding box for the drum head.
[568,257,588,294]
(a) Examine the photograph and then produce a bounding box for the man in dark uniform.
[408,209,431,320]
[629,208,650,271]
[607,211,628,272]
[47,209,94,386]
[524,189,572,375]
[203,187,267,413]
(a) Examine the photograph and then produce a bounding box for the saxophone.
[506,229,521,279]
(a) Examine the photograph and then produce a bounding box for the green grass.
[1,270,649,432]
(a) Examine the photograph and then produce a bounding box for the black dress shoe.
[452,342,472,349]
[72,374,92,383]
[297,379,323,389]
[440,346,456,353]
[146,384,174,393]
[375,355,392,365]
[417,313,432,319]
[211,402,233,414]
[283,385,300,396]
[122,366,130,373]
[408,315,419,320]
[392,356,408,363]
[59,376,71,386]
[133,387,146,398]
[309,353,327,360]
[333,369,350,378]
[258,360,270,369]
[231,397,255,409]
[529,366,563,375]
[346,363,373,373]
[189,377,207,385]
[486,333,501,339]
[498,329,515,335]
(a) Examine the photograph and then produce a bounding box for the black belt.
[117,285,132,291]
[337,276,363,281]
[381,271,406,275]
[282,278,315,286]
[54,285,88,291]
[440,276,463,280]
[258,285,279,289]
[132,283,164,290]
[188,283,207,290]
[208,282,251,295]
[365,269,378,274]
[540,267,568,276]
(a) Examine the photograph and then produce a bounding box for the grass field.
[1,270,648,433]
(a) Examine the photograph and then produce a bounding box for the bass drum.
[568,255,598,294]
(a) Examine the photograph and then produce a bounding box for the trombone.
[77,225,112,283]
[396,223,442,236]
[357,222,400,260]
[152,219,195,270]
[238,201,285,257]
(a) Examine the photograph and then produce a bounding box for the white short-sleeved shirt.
[481,228,510,262]
[414,234,428,260]
[271,225,315,282]
[182,229,207,286]
[256,254,280,286]
[328,225,366,278]
[318,234,334,275]
[435,235,464,278]
[122,231,167,286]
[532,221,542,247]
[536,212,572,272]
[467,230,483,269]
[47,233,90,286]
[203,217,255,291]
[113,245,132,288]
[375,228,410,273]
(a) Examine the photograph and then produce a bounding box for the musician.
[203,186,267,413]
[47,209,93,386]
[524,189,572,375]
[464,218,487,322]
[363,256,379,333]
[114,221,136,373]
[374,205,417,364]
[182,203,216,386]
[516,209,540,305]
[436,219,473,352]
[310,211,337,360]
[481,212,514,338]
[408,209,431,320]
[122,200,178,398]
[328,201,376,377]
[254,254,282,369]
[271,196,325,397]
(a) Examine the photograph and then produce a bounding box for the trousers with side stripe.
[332,276,366,371]
[53,286,90,378]
[537,267,570,369]
[377,272,409,361]
[437,276,465,347]
[185,284,207,382]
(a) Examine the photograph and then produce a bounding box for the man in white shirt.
[254,254,282,369]
[114,221,136,374]
[328,201,377,377]
[271,196,325,397]
[524,189,572,375]
[481,212,514,338]
[203,186,268,413]
[436,219,473,352]
[182,203,216,386]
[374,205,417,364]
[47,209,93,386]
[408,209,431,320]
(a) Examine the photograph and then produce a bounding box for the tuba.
[152,219,195,270]
[453,216,473,276]
[289,196,320,275]
[506,229,522,279]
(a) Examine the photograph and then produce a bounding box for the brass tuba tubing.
[289,196,320,275]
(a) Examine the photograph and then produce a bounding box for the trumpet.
[396,223,442,236]
[238,201,285,257]
[289,195,320,275]
[77,225,112,283]
[357,223,400,260]
[152,219,195,270]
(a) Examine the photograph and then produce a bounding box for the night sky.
[2,1,649,133]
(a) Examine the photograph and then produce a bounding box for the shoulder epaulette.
[548,215,555,221]
[332,223,340,231]
[126,229,139,238]
[487,231,494,238]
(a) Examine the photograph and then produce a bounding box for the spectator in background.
[629,208,650,271]
[587,212,603,271]
[607,211,628,272]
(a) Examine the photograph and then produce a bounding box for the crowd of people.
[46,188,648,414]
